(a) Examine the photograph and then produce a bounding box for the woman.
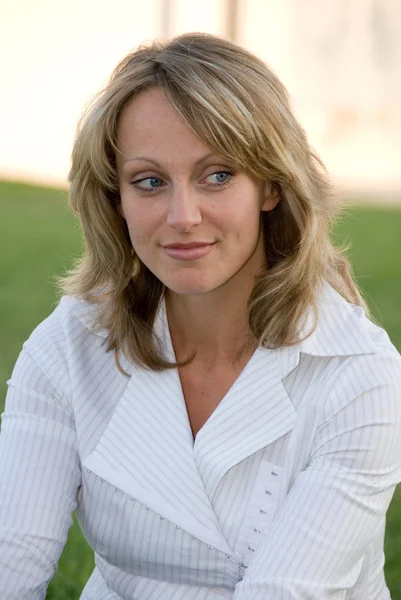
[1,32,400,599]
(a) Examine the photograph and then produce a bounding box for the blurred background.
[0,1,400,598]
[1,0,401,197]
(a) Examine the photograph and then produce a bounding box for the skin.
[116,88,279,366]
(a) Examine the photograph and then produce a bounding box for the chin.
[165,284,214,296]
[162,275,219,296]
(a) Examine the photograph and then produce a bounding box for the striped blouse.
[0,282,401,599]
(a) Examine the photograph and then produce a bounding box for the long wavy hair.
[61,32,367,371]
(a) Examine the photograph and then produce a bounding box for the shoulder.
[21,295,107,375]
[281,283,401,421]
[301,284,401,421]
[300,282,399,359]
[26,295,103,344]
[6,297,105,413]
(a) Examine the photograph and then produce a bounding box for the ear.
[261,182,280,212]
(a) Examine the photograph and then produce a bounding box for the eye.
[204,170,234,187]
[131,176,165,193]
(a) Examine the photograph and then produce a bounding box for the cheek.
[125,226,152,253]
[122,203,162,246]
[222,206,262,240]
[218,188,263,225]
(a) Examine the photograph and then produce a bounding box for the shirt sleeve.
[0,313,82,599]
[232,352,401,600]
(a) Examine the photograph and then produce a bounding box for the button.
[159,516,164,520]
[100,478,105,483]
[226,554,231,559]
[259,509,266,514]
[115,487,120,492]
[129,497,134,501]
[145,506,150,511]
[207,545,214,550]
[240,563,248,569]
[191,535,197,540]
[247,546,255,552]
[238,577,243,581]
[253,528,261,534]
[265,490,272,495]
[175,525,180,529]
[271,470,278,476]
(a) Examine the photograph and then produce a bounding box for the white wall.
[1,0,400,195]
[0,0,163,185]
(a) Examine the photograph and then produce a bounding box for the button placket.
[242,463,283,566]
[238,562,248,582]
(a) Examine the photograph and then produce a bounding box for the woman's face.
[116,88,278,298]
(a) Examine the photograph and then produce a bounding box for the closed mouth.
[162,242,215,249]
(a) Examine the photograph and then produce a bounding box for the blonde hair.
[62,32,367,370]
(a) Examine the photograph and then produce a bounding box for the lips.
[162,241,215,260]
[163,241,212,248]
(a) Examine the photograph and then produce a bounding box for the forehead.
[117,88,210,160]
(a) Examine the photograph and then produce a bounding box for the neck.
[165,284,257,367]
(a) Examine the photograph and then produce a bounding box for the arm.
[233,353,401,599]
[0,313,81,599]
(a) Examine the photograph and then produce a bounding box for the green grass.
[0,180,400,598]
[333,205,401,351]
[0,182,82,401]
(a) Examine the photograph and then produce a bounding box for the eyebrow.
[123,151,218,167]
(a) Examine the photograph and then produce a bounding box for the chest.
[178,364,245,439]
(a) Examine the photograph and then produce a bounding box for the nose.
[166,186,202,232]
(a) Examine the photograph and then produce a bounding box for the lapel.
[82,360,233,553]
[81,299,297,555]
[193,347,297,501]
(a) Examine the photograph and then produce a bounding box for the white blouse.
[0,283,401,599]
